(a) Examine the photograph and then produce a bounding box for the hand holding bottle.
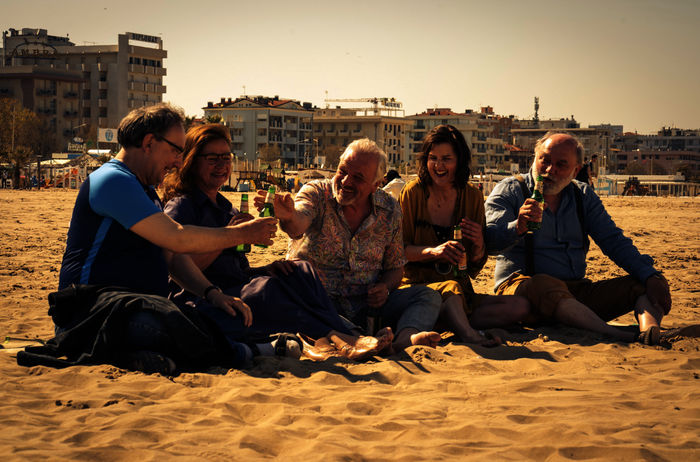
[228,216,278,247]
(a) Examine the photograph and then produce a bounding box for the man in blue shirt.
[485,132,671,344]
[58,103,279,372]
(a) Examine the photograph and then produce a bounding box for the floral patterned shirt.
[287,179,407,301]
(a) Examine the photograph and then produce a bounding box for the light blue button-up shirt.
[485,172,657,292]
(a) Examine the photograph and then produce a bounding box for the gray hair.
[118,103,185,149]
[340,138,387,184]
[534,131,584,164]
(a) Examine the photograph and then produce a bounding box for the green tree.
[258,143,281,166]
[205,114,223,124]
[322,144,342,169]
[184,115,198,132]
[0,98,41,188]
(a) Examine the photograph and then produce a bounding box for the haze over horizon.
[4,0,699,134]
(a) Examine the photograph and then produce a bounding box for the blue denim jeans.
[333,285,441,335]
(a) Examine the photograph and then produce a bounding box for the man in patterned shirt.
[261,138,441,351]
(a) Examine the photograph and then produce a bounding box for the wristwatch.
[203,284,222,301]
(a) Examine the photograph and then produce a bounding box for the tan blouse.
[398,178,487,295]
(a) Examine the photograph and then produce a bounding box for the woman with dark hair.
[161,124,391,360]
[399,124,530,345]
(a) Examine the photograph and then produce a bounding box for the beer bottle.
[235,193,251,253]
[453,225,468,278]
[527,175,545,231]
[255,186,275,248]
[366,306,381,336]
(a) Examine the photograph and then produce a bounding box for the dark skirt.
[173,260,352,345]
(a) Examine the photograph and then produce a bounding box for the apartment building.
[1,28,167,149]
[612,128,700,177]
[204,95,314,166]
[313,106,412,166]
[407,107,508,171]
[511,125,615,173]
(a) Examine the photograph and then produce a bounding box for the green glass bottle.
[527,175,544,231]
[255,186,275,248]
[453,225,468,278]
[235,193,251,253]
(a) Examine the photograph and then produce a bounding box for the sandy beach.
[1,189,698,461]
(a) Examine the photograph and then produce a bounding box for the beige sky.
[4,0,699,134]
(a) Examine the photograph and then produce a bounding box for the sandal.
[337,333,394,361]
[637,326,660,346]
[297,333,342,361]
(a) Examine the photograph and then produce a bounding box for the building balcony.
[98,117,108,127]
[257,135,269,143]
[63,91,79,99]
[285,123,298,130]
[129,81,146,91]
[64,110,79,118]
[36,89,56,96]
[129,64,145,74]
[98,99,108,108]
[128,99,142,109]
[154,84,166,93]
[98,81,108,90]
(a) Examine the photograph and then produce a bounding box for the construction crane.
[323,97,405,117]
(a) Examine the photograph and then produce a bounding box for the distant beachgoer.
[161,124,392,360]
[399,125,530,346]
[485,132,671,344]
[258,138,442,351]
[382,169,406,201]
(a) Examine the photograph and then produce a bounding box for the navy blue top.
[164,189,251,289]
[58,160,169,296]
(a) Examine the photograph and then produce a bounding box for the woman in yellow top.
[399,124,530,345]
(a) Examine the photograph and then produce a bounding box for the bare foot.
[409,331,441,348]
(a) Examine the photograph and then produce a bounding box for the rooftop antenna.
[242,85,246,97]
[324,90,329,109]
[534,96,540,127]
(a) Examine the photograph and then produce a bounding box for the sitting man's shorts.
[496,273,646,322]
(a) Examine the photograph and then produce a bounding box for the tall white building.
[1,28,167,149]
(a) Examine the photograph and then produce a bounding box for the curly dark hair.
[417,124,471,188]
[160,124,231,203]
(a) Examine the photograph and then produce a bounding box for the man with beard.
[484,132,671,344]
[257,138,442,351]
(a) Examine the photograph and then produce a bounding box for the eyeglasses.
[198,152,233,165]
[155,135,184,154]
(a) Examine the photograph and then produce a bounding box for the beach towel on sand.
[16,284,239,370]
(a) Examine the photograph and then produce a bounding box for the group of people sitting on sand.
[17,103,672,375]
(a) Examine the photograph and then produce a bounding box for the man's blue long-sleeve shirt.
[484,172,657,292]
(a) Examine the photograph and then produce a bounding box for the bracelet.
[203,284,221,301]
